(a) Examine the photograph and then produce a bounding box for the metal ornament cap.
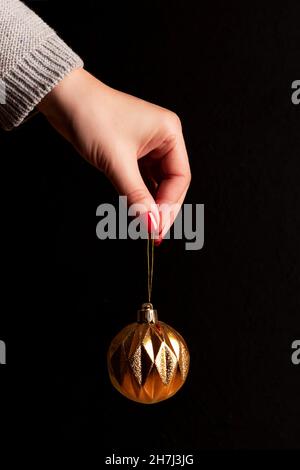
[137,302,158,324]
[107,303,190,404]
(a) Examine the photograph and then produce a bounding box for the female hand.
[38,68,191,244]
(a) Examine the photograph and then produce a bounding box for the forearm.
[0,0,83,130]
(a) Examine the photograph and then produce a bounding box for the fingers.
[153,132,191,240]
[107,153,160,233]
[104,110,190,242]
[157,186,189,244]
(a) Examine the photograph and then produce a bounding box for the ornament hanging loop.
[147,236,155,302]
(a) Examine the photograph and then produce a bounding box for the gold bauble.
[107,303,190,404]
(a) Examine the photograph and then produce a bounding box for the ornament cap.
[137,302,158,323]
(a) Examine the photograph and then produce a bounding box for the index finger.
[154,133,191,239]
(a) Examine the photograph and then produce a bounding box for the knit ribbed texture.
[0,0,83,130]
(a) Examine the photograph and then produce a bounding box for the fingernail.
[139,211,160,239]
[154,236,163,247]
[147,211,158,234]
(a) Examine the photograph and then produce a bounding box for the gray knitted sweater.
[0,0,83,130]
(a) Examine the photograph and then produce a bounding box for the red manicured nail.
[154,236,163,247]
[147,211,158,235]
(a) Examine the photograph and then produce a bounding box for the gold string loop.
[147,236,155,302]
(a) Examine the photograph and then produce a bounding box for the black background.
[1,0,299,453]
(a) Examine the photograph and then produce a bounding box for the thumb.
[106,155,160,234]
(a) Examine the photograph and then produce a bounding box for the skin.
[38,68,191,243]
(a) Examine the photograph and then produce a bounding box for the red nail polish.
[154,236,163,247]
[147,211,158,235]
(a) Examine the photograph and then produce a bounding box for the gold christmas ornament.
[107,235,190,404]
[107,302,190,404]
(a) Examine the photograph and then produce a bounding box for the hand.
[38,68,191,243]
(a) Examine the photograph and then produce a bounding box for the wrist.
[37,67,87,140]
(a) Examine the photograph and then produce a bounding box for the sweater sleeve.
[0,0,83,130]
